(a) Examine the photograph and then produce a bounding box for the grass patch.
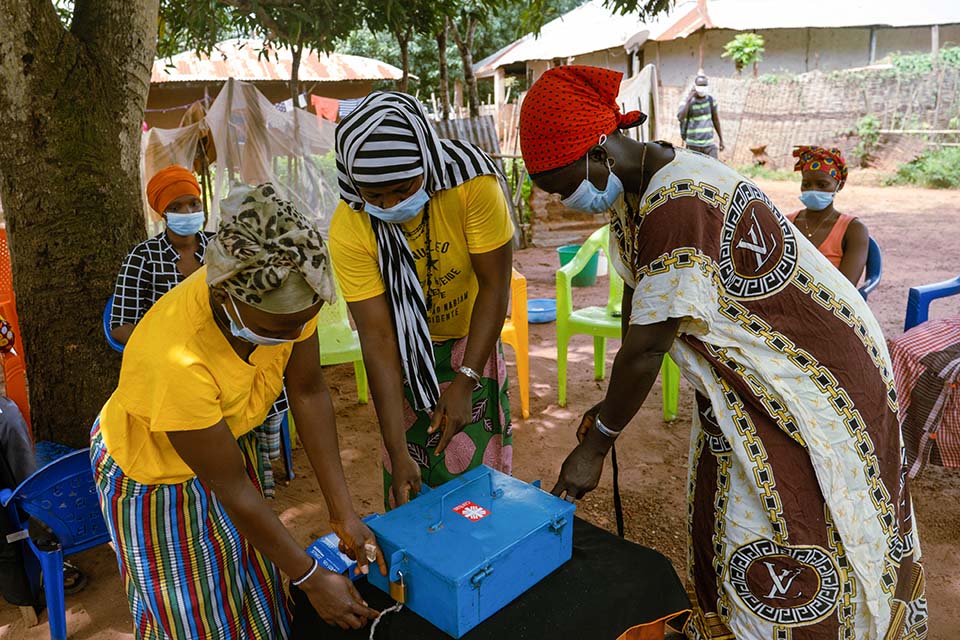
[737,165,797,182]
[884,147,960,189]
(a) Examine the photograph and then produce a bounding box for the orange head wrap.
[519,65,645,175]
[146,165,201,216]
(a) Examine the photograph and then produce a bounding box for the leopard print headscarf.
[206,183,336,313]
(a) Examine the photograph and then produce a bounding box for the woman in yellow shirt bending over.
[91,184,383,637]
[329,92,514,509]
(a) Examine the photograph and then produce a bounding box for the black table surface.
[291,517,690,640]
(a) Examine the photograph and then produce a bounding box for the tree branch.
[448,16,464,50]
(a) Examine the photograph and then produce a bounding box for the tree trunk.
[0,0,158,447]
[436,21,451,121]
[396,26,412,94]
[450,16,481,118]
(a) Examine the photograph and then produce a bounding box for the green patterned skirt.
[383,337,513,509]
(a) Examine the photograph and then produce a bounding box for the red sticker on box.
[453,501,490,521]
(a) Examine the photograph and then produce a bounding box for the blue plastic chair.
[0,449,110,640]
[858,237,882,301]
[904,275,960,331]
[102,295,125,353]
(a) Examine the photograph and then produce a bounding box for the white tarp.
[142,78,339,236]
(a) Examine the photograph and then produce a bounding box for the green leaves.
[721,32,765,71]
[158,0,363,59]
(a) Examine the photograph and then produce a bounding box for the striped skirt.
[90,421,291,639]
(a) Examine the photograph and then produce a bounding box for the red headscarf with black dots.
[793,146,848,191]
[519,65,645,175]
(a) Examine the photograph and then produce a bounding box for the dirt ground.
[1,178,958,639]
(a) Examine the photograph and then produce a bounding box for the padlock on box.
[366,465,576,638]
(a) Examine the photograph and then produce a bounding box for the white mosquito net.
[142,78,340,237]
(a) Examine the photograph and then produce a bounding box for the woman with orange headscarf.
[519,65,924,640]
[109,164,209,345]
[787,146,869,285]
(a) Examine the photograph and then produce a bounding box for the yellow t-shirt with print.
[328,175,514,341]
[98,266,318,485]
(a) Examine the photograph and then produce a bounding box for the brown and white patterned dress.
[610,145,926,640]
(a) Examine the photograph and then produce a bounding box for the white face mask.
[695,85,709,97]
[222,295,300,347]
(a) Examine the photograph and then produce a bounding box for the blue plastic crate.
[366,465,575,638]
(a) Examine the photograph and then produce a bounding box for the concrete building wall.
[643,24,958,89]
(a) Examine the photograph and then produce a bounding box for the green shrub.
[885,147,960,189]
[851,114,881,167]
[737,165,796,182]
[504,157,533,222]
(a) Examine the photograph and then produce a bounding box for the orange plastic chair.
[0,299,31,437]
[0,229,30,435]
[500,269,530,419]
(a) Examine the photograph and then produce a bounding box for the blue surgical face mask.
[222,295,298,347]
[561,150,623,214]
[365,187,430,224]
[799,190,836,212]
[166,211,205,236]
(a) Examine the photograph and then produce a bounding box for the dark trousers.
[686,143,719,158]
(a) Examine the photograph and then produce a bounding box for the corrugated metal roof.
[152,38,404,84]
[476,0,960,75]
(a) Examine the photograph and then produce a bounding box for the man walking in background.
[678,73,724,158]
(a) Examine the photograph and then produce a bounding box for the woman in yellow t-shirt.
[330,92,514,509]
[91,184,383,637]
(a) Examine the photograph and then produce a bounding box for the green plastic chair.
[316,281,369,404]
[556,224,680,421]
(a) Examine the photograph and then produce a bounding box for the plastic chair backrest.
[5,449,109,553]
[316,278,354,342]
[508,269,528,328]
[0,227,14,301]
[904,275,960,331]
[556,225,622,318]
[858,237,882,300]
[103,295,125,353]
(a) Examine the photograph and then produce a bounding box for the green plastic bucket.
[557,244,599,287]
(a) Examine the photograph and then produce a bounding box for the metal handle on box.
[429,471,502,532]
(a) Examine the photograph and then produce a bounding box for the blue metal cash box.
[366,465,576,638]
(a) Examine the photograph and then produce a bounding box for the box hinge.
[470,565,494,589]
[549,514,568,534]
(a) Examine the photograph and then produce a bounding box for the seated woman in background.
[109,164,211,344]
[787,146,869,286]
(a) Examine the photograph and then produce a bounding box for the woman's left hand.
[428,376,474,456]
[331,513,387,577]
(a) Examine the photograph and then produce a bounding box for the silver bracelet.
[458,366,482,389]
[594,416,623,439]
[291,558,319,587]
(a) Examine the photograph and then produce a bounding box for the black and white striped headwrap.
[335,91,501,411]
